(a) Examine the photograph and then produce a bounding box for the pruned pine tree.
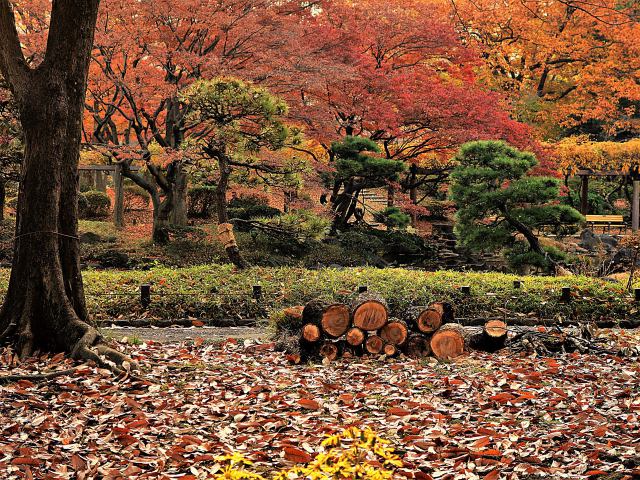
[449,141,583,272]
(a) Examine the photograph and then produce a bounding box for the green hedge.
[0,266,629,324]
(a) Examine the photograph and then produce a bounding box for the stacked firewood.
[282,293,508,363]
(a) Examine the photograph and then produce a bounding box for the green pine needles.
[449,140,583,271]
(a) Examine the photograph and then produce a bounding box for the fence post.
[561,286,572,302]
[358,285,368,294]
[461,285,471,295]
[140,284,151,308]
[513,280,522,289]
[634,288,640,302]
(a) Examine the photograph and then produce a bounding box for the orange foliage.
[451,0,640,137]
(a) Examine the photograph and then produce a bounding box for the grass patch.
[0,265,630,323]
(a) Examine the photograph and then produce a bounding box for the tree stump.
[482,319,507,352]
[351,293,388,331]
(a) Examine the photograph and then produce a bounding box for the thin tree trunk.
[0,180,5,221]
[169,163,188,226]
[216,153,247,269]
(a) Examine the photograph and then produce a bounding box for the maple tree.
[292,0,536,219]
[451,0,640,140]
[0,0,132,367]
[86,0,321,243]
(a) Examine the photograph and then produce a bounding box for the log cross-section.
[413,303,445,334]
[430,323,467,360]
[365,334,384,354]
[302,324,322,343]
[302,300,350,338]
[380,319,409,345]
[351,293,388,331]
[321,305,351,337]
[346,327,365,346]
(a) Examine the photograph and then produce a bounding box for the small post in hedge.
[140,284,151,308]
[358,285,368,294]
[634,288,640,302]
[461,285,471,296]
[561,286,571,302]
[513,280,523,289]
[252,285,263,301]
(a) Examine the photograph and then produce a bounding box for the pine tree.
[449,141,583,271]
[330,136,405,233]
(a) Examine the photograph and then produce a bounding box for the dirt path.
[100,326,268,343]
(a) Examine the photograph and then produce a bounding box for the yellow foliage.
[555,137,640,174]
[212,428,403,480]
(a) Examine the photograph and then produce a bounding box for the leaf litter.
[0,329,638,479]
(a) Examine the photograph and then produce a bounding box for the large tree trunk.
[0,0,129,367]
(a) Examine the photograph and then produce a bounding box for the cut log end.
[320,341,341,361]
[353,301,388,331]
[485,320,507,339]
[403,334,431,358]
[430,324,466,360]
[346,327,365,346]
[321,304,351,337]
[380,320,408,345]
[365,335,384,354]
[302,323,321,343]
[416,303,444,334]
[383,344,398,357]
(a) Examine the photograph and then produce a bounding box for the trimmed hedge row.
[0,266,634,324]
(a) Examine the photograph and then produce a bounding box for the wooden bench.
[585,214,627,234]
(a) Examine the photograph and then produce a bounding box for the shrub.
[228,192,270,209]
[79,190,111,219]
[123,185,150,213]
[339,227,434,264]
[229,204,281,223]
[33,264,631,324]
[188,184,218,218]
[506,241,569,271]
[374,206,411,230]
[420,199,456,220]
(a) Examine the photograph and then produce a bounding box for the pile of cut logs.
[281,293,508,363]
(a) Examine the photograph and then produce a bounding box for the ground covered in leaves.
[1,331,639,480]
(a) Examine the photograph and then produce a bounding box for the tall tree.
[0,0,128,366]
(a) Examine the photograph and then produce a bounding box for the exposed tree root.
[0,367,78,385]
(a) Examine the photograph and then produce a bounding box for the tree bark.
[214,148,247,269]
[0,0,130,367]
[169,162,188,226]
[0,179,5,221]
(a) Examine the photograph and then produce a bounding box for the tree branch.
[0,0,30,96]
